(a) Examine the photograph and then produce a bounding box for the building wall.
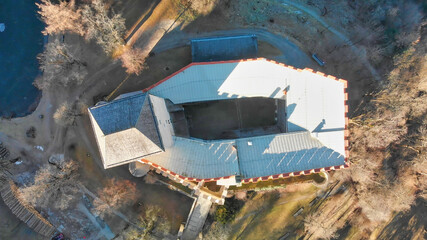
[276,99,287,133]
[149,95,174,148]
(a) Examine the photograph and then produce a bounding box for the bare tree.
[304,211,340,240]
[119,47,147,75]
[357,179,415,223]
[35,39,88,90]
[117,205,171,240]
[54,101,86,126]
[19,161,80,210]
[36,0,85,36]
[81,0,126,55]
[93,178,137,217]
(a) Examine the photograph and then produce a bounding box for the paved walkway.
[182,196,212,240]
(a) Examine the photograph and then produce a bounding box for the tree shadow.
[377,198,427,240]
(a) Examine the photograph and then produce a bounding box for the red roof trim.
[239,164,351,184]
[137,58,350,183]
[142,58,348,92]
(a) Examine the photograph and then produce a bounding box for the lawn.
[229,185,318,240]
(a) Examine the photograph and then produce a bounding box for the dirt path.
[76,202,115,240]
[152,28,315,69]
[281,0,381,80]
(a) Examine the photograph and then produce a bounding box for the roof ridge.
[133,94,149,127]
[90,92,146,110]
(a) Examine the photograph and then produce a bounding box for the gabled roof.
[88,93,163,168]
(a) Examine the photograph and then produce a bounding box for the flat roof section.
[191,35,258,62]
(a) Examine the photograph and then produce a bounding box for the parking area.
[183,98,281,140]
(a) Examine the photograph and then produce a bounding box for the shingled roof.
[89,93,163,168]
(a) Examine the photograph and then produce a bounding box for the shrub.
[214,197,244,224]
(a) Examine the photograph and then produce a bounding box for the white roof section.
[148,59,288,104]
[148,58,346,156]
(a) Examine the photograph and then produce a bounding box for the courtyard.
[183,97,284,140]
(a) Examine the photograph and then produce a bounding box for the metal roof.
[148,59,346,156]
[236,131,345,179]
[142,131,345,180]
[89,59,348,179]
[144,136,239,179]
[191,35,257,62]
[148,59,288,104]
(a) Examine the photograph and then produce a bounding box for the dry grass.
[257,41,282,58]
[229,186,318,240]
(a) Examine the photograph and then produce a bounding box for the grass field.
[229,185,318,240]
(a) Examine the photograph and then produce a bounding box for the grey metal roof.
[236,131,345,179]
[144,136,239,179]
[191,35,257,62]
[90,93,147,135]
[143,131,345,180]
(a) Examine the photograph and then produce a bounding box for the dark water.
[0,0,44,117]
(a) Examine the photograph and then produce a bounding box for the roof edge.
[142,58,348,93]
[89,92,147,110]
[138,158,348,184]
[104,150,163,169]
